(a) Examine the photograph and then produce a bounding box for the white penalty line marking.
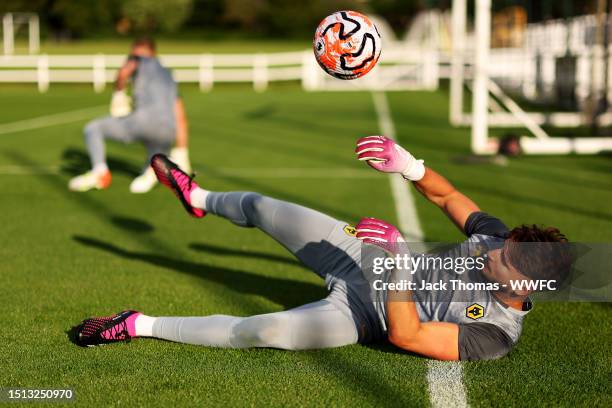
[371,91,469,408]
[371,91,424,242]
[0,165,60,175]
[427,361,469,408]
[0,105,107,136]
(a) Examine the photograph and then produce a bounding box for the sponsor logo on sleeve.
[343,225,357,237]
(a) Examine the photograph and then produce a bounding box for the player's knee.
[84,120,101,139]
[240,192,266,226]
[230,314,293,349]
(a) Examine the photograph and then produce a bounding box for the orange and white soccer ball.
[313,11,382,80]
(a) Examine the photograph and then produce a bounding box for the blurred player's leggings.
[151,192,360,349]
[84,110,175,169]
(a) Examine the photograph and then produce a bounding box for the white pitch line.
[427,361,469,408]
[0,165,59,175]
[0,105,107,136]
[371,91,469,408]
[371,91,423,242]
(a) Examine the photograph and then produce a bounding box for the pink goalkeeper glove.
[355,136,425,181]
[355,218,405,252]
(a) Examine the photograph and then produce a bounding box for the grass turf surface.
[0,84,611,407]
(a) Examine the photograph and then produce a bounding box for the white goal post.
[450,0,612,154]
[3,12,39,55]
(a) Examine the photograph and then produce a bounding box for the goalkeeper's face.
[482,245,531,297]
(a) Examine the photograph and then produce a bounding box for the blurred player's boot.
[74,310,141,347]
[129,167,158,194]
[169,147,192,174]
[150,154,206,218]
[68,170,112,192]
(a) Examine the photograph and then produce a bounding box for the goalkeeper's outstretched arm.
[412,168,480,232]
[355,136,479,234]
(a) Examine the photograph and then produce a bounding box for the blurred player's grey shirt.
[130,56,177,126]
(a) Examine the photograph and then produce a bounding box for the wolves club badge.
[343,225,357,236]
[471,243,487,257]
[466,303,485,320]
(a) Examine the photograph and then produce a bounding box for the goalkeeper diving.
[69,37,192,193]
[73,137,572,361]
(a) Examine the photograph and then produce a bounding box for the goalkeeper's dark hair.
[132,37,156,52]
[505,225,572,287]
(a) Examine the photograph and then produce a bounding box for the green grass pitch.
[0,83,610,406]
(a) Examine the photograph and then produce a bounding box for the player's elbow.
[388,329,417,350]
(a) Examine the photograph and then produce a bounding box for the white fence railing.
[0,48,439,93]
[455,13,612,110]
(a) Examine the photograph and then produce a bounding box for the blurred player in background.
[68,37,192,193]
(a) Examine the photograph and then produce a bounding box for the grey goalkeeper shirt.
[419,212,530,360]
[377,212,531,361]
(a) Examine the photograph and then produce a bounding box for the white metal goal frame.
[450,0,612,154]
[2,12,39,55]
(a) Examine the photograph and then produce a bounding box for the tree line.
[0,0,599,40]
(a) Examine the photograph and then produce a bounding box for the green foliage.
[368,0,426,35]
[50,0,118,37]
[0,0,48,15]
[259,0,365,37]
[184,0,225,28]
[121,0,194,33]
[0,0,605,39]
[219,0,364,36]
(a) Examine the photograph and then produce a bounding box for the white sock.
[190,187,209,210]
[92,163,109,175]
[135,314,157,337]
[170,147,192,173]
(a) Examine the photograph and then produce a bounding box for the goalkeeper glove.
[110,90,132,117]
[355,217,405,254]
[355,136,425,181]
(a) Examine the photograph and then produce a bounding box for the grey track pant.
[151,192,367,350]
[84,110,175,169]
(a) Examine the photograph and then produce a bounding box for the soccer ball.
[313,11,382,80]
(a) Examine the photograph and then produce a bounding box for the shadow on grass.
[243,103,277,120]
[65,326,81,347]
[450,155,612,192]
[8,150,174,257]
[189,242,302,268]
[60,147,141,177]
[111,216,155,233]
[73,235,325,309]
[299,348,426,407]
[458,180,612,223]
[363,340,419,357]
